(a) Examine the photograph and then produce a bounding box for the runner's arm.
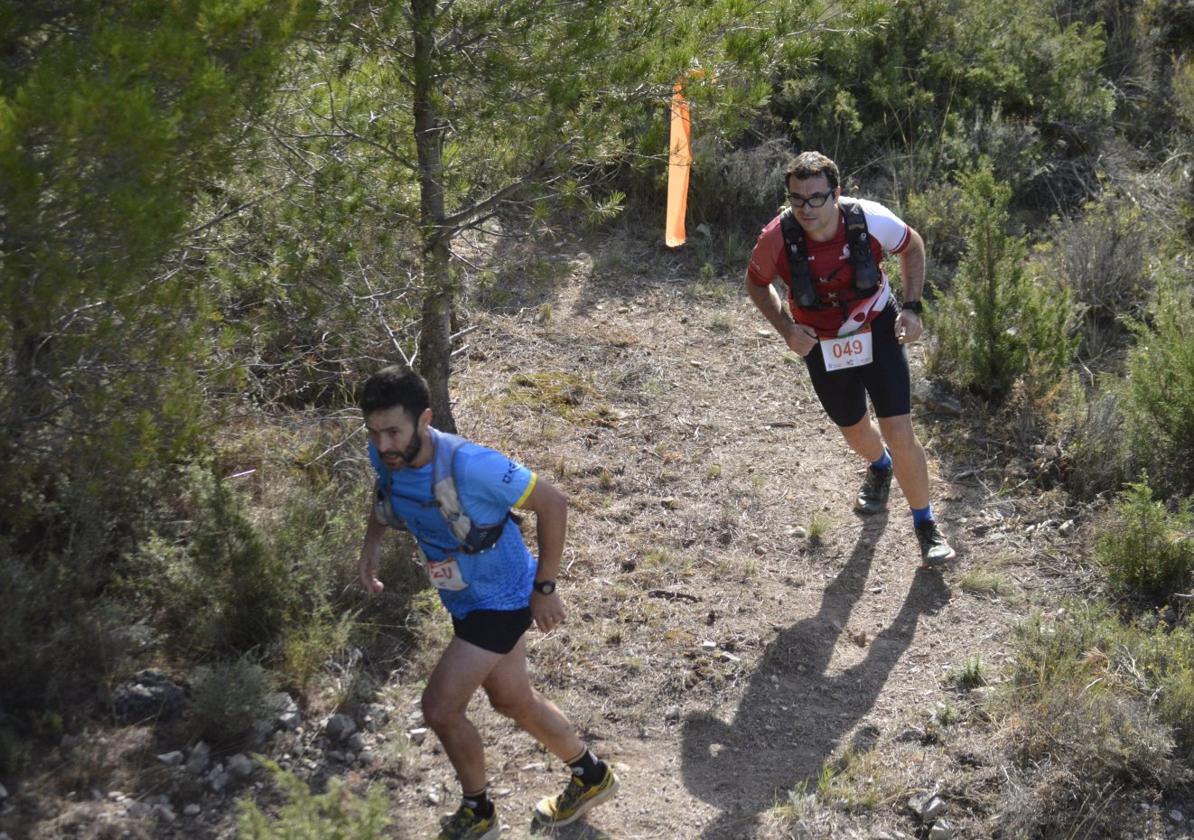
[359,504,388,595]
[746,277,817,356]
[517,477,568,631]
[896,228,926,344]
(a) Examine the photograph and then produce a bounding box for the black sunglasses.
[787,190,834,208]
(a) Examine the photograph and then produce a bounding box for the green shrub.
[1096,480,1194,607]
[1002,605,1176,819]
[928,160,1077,402]
[238,759,389,838]
[1056,374,1135,499]
[124,465,297,656]
[1125,266,1194,496]
[1042,195,1151,360]
[190,655,275,747]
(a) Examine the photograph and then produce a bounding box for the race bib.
[425,557,468,591]
[820,329,873,371]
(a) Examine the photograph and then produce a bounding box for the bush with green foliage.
[769,0,1112,210]
[928,160,1077,402]
[1041,194,1151,359]
[1056,374,1134,499]
[1124,265,1194,497]
[1096,480,1194,608]
[996,602,1192,833]
[238,759,389,839]
[0,0,312,720]
[190,656,275,747]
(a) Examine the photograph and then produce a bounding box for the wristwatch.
[901,300,923,314]
[533,580,556,595]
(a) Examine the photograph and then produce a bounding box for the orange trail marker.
[665,83,691,248]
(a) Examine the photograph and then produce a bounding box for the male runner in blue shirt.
[357,365,617,839]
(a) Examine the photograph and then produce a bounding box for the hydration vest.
[779,197,881,310]
[373,429,511,554]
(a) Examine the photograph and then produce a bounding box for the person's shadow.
[681,513,950,839]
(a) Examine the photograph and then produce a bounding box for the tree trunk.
[411,0,456,432]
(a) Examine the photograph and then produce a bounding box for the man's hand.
[531,590,565,632]
[783,322,819,357]
[359,541,385,595]
[896,309,923,345]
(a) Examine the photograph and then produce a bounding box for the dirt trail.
[386,233,1059,839]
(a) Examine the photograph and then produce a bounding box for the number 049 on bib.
[820,329,873,371]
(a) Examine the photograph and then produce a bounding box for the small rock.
[278,710,302,731]
[357,749,375,766]
[1171,809,1185,823]
[521,762,547,772]
[183,804,201,817]
[1058,519,1075,536]
[327,750,346,763]
[427,789,440,806]
[226,753,255,779]
[929,819,955,839]
[154,804,177,822]
[207,767,229,793]
[186,741,211,775]
[908,792,946,821]
[409,727,429,745]
[326,713,357,741]
[111,670,187,725]
[157,751,185,767]
[126,801,152,818]
[699,640,717,651]
[790,526,808,539]
[347,733,367,753]
[109,790,127,801]
[361,703,390,731]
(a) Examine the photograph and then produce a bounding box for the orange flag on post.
[665,82,691,248]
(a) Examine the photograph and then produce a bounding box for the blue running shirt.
[368,430,538,618]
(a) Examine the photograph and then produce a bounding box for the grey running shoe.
[915,520,956,567]
[855,467,892,514]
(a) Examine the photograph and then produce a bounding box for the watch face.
[535,580,556,595]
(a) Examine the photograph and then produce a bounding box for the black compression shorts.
[452,607,533,654]
[802,302,911,427]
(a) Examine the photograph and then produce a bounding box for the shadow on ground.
[680,512,951,839]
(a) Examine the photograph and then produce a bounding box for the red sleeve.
[746,216,786,286]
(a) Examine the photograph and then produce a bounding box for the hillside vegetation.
[2,1,1193,837]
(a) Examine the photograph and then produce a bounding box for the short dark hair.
[785,151,839,191]
[361,365,430,420]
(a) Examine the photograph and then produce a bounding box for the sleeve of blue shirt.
[456,445,535,522]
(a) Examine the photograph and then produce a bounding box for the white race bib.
[820,329,873,371]
[425,557,468,591]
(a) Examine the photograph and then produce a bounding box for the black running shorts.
[802,302,911,427]
[452,607,533,654]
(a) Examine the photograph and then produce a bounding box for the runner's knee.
[421,688,464,731]
[486,685,537,722]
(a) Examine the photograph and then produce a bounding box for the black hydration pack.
[779,197,880,310]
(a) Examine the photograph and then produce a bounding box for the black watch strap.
[901,299,923,314]
[533,580,556,595]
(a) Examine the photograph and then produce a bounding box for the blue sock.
[869,448,892,472]
[911,504,934,527]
